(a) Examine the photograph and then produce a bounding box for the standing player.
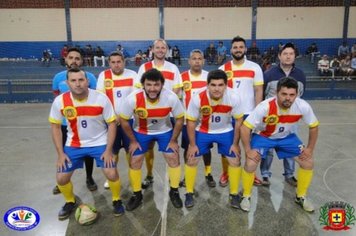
[120,69,184,211]
[219,36,264,187]
[240,77,319,212]
[260,42,306,186]
[51,47,97,195]
[97,51,138,188]
[135,39,183,189]
[180,49,216,187]
[185,70,244,208]
[49,68,124,220]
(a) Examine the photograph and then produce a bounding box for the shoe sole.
[113,211,125,216]
[185,203,194,208]
[126,201,142,211]
[294,201,314,213]
[87,186,98,191]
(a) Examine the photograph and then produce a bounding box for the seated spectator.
[340,55,354,80]
[317,55,331,78]
[135,50,143,66]
[351,53,356,76]
[146,46,153,61]
[204,42,217,65]
[246,42,261,63]
[41,49,52,67]
[306,43,320,63]
[338,42,350,59]
[351,43,356,55]
[84,44,94,67]
[60,45,68,66]
[216,41,227,65]
[172,45,181,66]
[266,46,277,63]
[329,56,341,77]
[165,45,173,62]
[94,46,105,67]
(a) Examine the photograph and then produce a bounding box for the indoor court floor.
[0,100,355,236]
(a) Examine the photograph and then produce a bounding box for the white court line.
[160,164,169,236]
[322,158,355,202]
[0,126,49,129]
[319,122,356,125]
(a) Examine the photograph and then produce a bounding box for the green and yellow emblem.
[265,114,279,125]
[104,79,114,89]
[201,105,212,116]
[183,81,192,91]
[135,108,148,119]
[63,106,77,120]
[225,70,233,80]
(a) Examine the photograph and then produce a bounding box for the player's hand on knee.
[229,144,241,158]
[299,148,313,161]
[57,153,71,172]
[187,145,199,160]
[166,140,179,154]
[246,149,260,163]
[129,141,142,157]
[101,150,115,168]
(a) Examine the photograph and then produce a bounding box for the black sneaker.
[58,201,77,220]
[169,189,183,208]
[126,192,143,211]
[230,194,240,209]
[185,193,194,208]
[179,178,186,188]
[262,177,271,186]
[205,174,216,188]
[113,200,125,216]
[86,178,98,191]
[285,176,297,187]
[52,185,61,195]
[141,176,154,189]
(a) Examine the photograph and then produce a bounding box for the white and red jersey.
[244,97,319,139]
[49,89,116,147]
[186,88,243,134]
[96,69,137,114]
[135,60,182,91]
[181,70,208,109]
[219,60,264,114]
[119,88,184,135]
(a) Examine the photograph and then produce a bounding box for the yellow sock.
[205,165,212,176]
[185,165,198,193]
[58,182,75,203]
[125,152,130,165]
[241,169,254,197]
[113,154,119,163]
[296,168,313,197]
[129,168,142,192]
[168,166,181,189]
[221,156,229,174]
[145,149,154,177]
[228,166,242,195]
[108,179,121,201]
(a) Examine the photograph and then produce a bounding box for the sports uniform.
[97,69,137,153]
[240,95,319,212]
[184,87,244,207]
[136,60,182,91]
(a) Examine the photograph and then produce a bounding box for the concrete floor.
[0,100,356,236]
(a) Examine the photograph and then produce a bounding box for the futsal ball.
[75,204,98,225]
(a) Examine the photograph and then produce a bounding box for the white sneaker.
[240,197,251,212]
[295,196,314,212]
[104,180,110,189]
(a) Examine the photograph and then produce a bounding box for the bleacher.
[0,56,355,103]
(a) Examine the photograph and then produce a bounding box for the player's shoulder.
[124,68,138,76]
[53,70,67,80]
[244,59,262,70]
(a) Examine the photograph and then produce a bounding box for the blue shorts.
[181,125,213,150]
[251,133,304,159]
[195,130,236,158]
[133,130,174,156]
[113,123,131,153]
[61,145,116,173]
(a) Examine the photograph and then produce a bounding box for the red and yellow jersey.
[135,60,182,91]
[181,70,208,109]
[96,69,137,114]
[219,60,264,114]
[119,88,184,135]
[49,89,116,147]
[244,97,319,139]
[186,88,243,134]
